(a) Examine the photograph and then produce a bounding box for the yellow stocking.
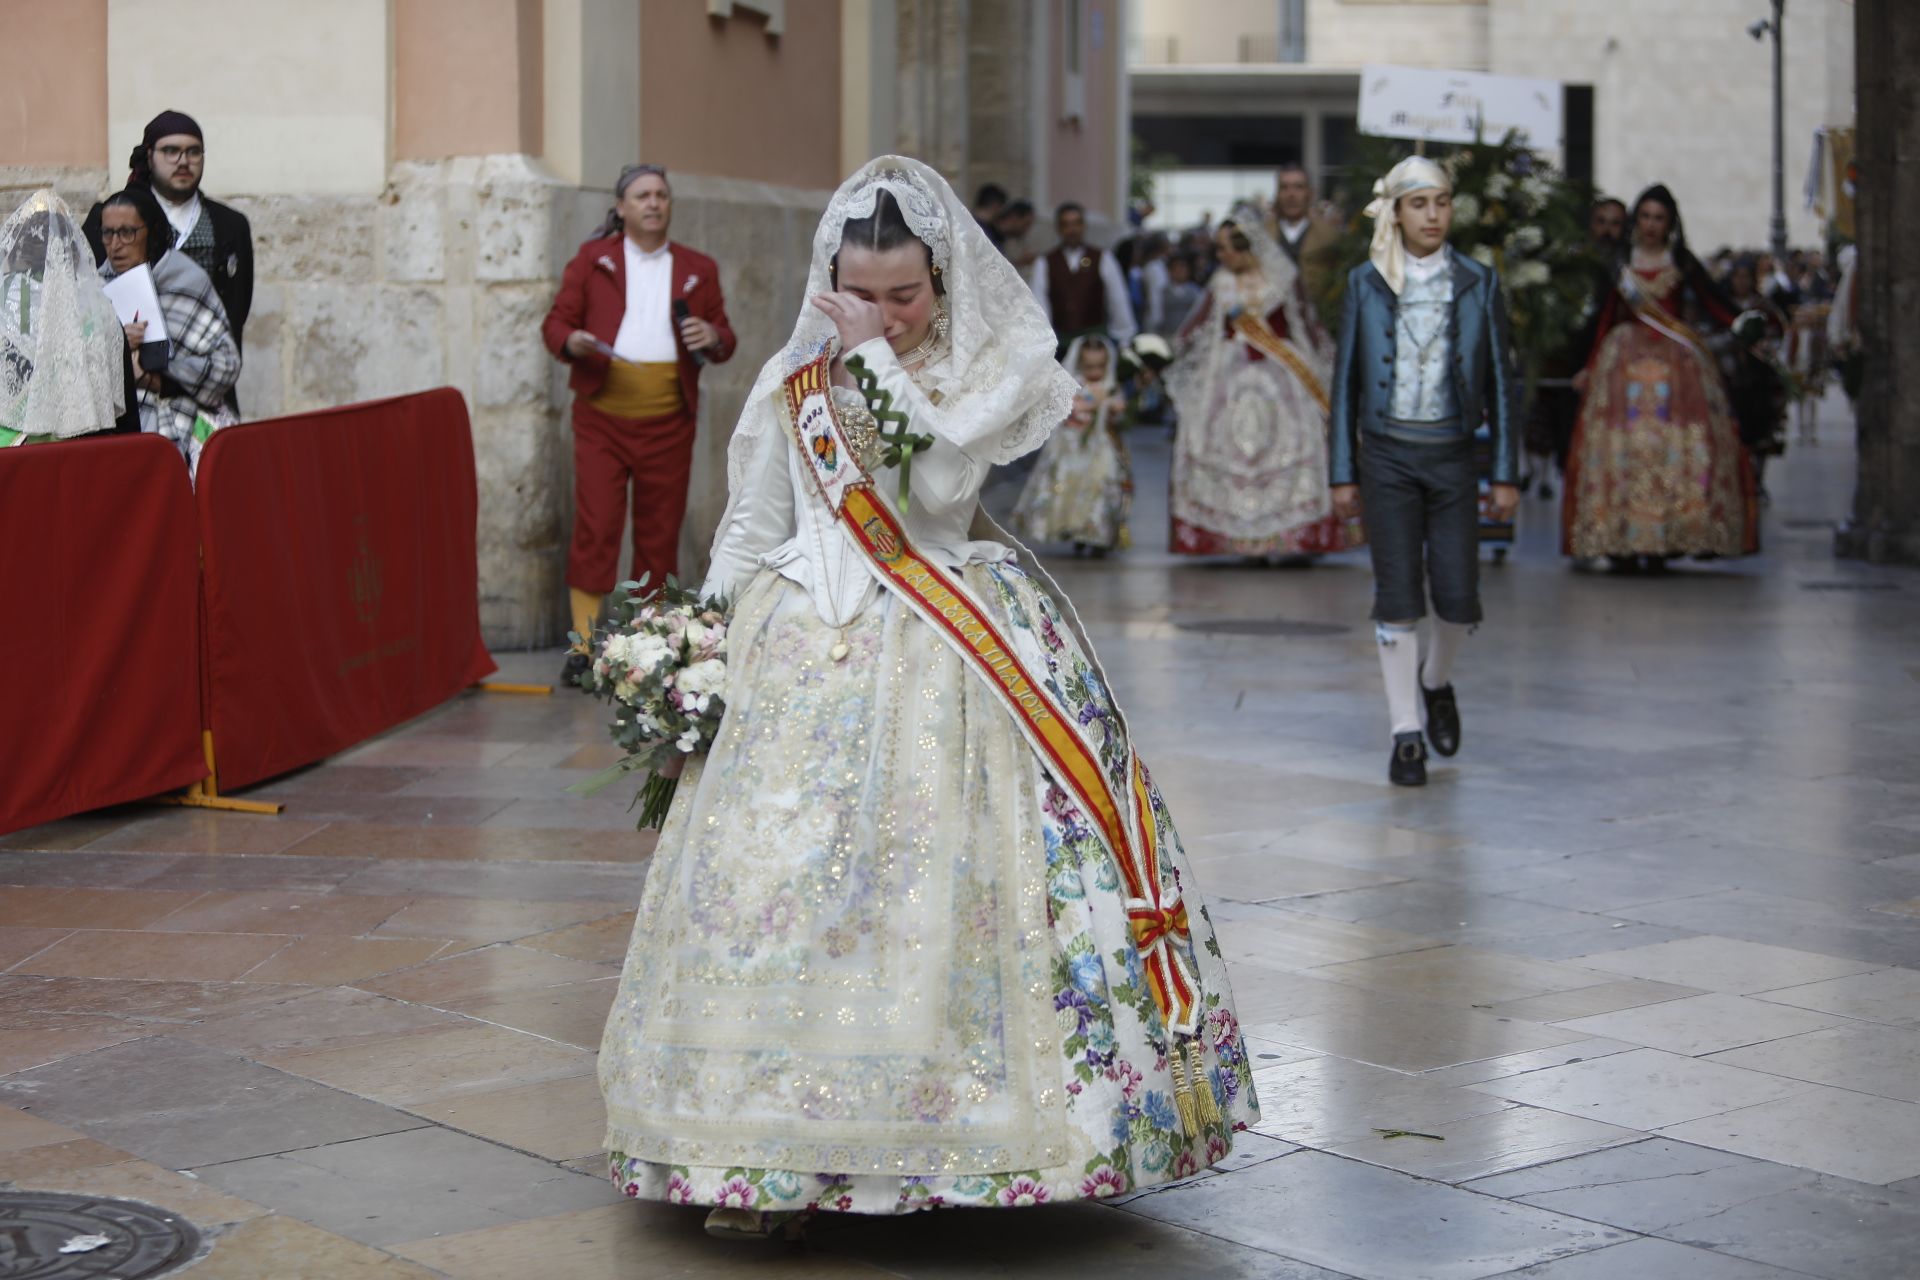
[568,588,604,650]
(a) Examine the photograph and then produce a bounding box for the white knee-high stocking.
[1376,622,1423,736]
[1423,619,1468,691]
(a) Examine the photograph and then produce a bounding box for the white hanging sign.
[1358,64,1563,148]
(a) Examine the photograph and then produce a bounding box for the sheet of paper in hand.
[101,263,171,368]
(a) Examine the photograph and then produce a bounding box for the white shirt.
[611,238,678,363]
[156,188,202,244]
[1279,217,1310,246]
[1028,245,1139,345]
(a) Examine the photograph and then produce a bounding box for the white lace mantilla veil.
[1,190,122,440]
[711,155,1077,547]
[1167,201,1331,414]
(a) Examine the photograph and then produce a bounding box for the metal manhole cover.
[1175,619,1350,637]
[0,1192,199,1279]
[1801,581,1900,592]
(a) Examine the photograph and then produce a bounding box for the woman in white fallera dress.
[596,157,1256,1236]
[1166,206,1358,558]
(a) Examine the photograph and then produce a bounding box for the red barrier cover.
[196,389,496,790]
[0,435,206,835]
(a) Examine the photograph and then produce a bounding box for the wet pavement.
[2,395,1916,1278]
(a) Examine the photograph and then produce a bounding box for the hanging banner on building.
[1359,64,1562,148]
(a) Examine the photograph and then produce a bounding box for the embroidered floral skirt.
[1169,349,1362,557]
[1563,322,1757,559]
[600,561,1256,1214]
[1008,424,1133,551]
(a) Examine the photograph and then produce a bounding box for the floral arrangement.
[568,577,729,830]
[1317,130,1604,404]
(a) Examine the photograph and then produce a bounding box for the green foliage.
[1317,131,1606,404]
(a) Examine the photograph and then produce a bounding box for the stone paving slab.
[1,427,1914,1276]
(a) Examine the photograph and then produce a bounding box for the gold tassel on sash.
[1188,1039,1223,1126]
[1169,1045,1201,1137]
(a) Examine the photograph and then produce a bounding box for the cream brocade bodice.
[701,337,1017,628]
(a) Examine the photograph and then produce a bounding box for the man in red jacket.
[542,163,735,679]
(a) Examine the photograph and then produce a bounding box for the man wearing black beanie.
[85,110,254,369]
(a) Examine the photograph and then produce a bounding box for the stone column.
[1837,0,1920,565]
[967,0,1038,201]
[895,0,971,178]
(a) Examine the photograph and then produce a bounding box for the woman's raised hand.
[811,292,888,354]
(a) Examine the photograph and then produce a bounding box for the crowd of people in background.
[6,137,1858,585]
[989,165,1857,583]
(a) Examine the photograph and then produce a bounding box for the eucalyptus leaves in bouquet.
[1318,130,1603,405]
[567,577,730,830]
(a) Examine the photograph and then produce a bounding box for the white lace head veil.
[1060,334,1118,393]
[1220,202,1300,313]
[719,155,1076,503]
[1168,202,1330,414]
[1,190,122,441]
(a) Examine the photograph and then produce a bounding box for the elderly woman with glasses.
[542,162,737,681]
[96,185,240,475]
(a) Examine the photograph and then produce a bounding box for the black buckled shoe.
[1389,731,1429,787]
[1422,683,1460,757]
[561,650,591,689]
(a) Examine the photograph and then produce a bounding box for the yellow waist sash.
[593,360,683,419]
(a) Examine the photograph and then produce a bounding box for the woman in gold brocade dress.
[1564,184,1757,564]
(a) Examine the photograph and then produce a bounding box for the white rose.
[1521,175,1552,205]
[1486,174,1512,200]
[675,658,728,697]
[627,633,673,670]
[1506,225,1545,253]
[1450,194,1481,227]
[1470,245,1497,268]
[1513,260,1551,288]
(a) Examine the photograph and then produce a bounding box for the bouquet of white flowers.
[568,578,729,830]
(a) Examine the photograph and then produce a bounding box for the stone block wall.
[3,156,830,650]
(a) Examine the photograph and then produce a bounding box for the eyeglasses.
[100,226,147,243]
[154,145,205,163]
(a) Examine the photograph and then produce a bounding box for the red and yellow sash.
[1232,312,1329,413]
[1619,266,1717,369]
[779,355,1203,1044]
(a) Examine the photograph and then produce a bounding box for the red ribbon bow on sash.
[1128,901,1190,953]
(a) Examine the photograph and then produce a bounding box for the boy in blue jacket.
[1329,156,1521,786]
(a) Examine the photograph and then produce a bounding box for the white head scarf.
[1363,156,1452,296]
[1,190,123,441]
[718,155,1075,505]
[1061,334,1118,392]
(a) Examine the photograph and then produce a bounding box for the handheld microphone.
[671,298,706,366]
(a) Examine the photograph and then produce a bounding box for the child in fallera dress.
[1008,334,1134,555]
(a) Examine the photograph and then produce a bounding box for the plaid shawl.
[102,249,239,468]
